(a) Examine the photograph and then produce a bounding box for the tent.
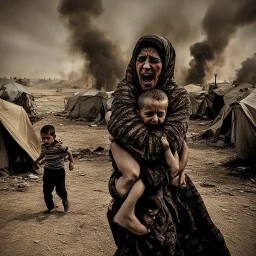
[184,84,208,117]
[0,82,38,120]
[0,99,41,175]
[65,88,111,121]
[185,83,253,120]
[202,86,256,160]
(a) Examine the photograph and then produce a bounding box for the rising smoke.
[235,53,256,84]
[185,0,256,85]
[58,0,125,90]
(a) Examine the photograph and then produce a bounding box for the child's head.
[40,125,56,147]
[136,194,161,226]
[137,89,168,125]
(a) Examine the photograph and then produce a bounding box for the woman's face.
[136,47,163,90]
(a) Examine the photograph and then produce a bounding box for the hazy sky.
[0,0,255,86]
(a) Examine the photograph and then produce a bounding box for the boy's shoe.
[63,199,69,212]
[43,205,57,214]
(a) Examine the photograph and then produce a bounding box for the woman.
[107,34,230,255]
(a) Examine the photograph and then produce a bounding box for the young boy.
[34,125,74,213]
[106,89,188,235]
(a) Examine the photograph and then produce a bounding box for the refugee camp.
[0,0,255,256]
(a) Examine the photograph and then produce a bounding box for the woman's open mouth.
[141,73,154,84]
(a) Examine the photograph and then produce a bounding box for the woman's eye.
[150,58,161,64]
[137,57,146,62]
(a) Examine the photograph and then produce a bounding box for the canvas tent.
[0,99,41,175]
[0,82,38,120]
[202,85,256,160]
[65,88,111,121]
[184,84,208,117]
[184,82,253,120]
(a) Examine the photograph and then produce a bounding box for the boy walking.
[35,125,74,213]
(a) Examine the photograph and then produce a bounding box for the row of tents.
[1,81,255,176]
[185,83,256,161]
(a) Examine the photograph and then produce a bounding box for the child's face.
[41,132,55,147]
[139,98,168,125]
[142,208,159,226]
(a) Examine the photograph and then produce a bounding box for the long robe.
[107,34,230,256]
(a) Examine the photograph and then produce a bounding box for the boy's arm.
[105,111,115,142]
[161,136,179,178]
[67,150,74,171]
[105,111,112,125]
[34,154,44,165]
[179,141,189,171]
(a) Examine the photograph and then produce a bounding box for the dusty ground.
[0,84,255,256]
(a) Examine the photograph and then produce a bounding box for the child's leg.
[55,168,69,211]
[170,171,186,188]
[43,168,55,211]
[111,142,140,198]
[114,179,149,235]
[170,175,180,188]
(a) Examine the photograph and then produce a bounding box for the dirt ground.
[0,83,255,256]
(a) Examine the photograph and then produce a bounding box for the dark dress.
[107,34,230,256]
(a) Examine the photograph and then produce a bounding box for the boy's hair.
[137,89,168,109]
[143,195,161,212]
[40,125,55,136]
[136,194,161,218]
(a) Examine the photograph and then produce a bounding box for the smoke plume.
[58,0,125,91]
[235,53,256,85]
[185,0,256,85]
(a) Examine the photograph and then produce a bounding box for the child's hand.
[161,136,170,151]
[69,162,74,171]
[179,170,186,187]
[33,163,40,170]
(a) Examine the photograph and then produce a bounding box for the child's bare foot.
[161,136,170,151]
[114,212,149,236]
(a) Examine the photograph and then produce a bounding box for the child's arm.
[67,150,74,171]
[34,154,44,165]
[105,111,115,142]
[161,136,179,178]
[105,111,112,125]
[179,141,189,171]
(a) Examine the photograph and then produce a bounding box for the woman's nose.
[143,59,150,69]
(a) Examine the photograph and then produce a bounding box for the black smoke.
[235,53,256,85]
[185,0,256,85]
[58,0,125,90]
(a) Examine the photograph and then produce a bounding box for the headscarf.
[126,34,176,89]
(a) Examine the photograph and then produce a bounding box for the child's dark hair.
[40,125,55,136]
[143,195,161,213]
[137,89,168,109]
[136,194,161,219]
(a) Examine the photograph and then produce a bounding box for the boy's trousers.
[43,167,67,210]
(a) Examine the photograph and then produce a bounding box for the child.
[34,125,74,213]
[136,194,161,229]
[106,89,188,235]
